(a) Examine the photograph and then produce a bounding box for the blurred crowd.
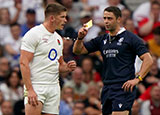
[0,0,160,115]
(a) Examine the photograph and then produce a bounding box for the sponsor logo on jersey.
[103,39,107,45]
[42,38,48,43]
[118,103,123,108]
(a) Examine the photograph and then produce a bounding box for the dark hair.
[6,70,21,88]
[10,22,20,28]
[153,26,160,35]
[151,0,160,6]
[104,6,122,19]
[45,3,67,18]
[26,9,36,14]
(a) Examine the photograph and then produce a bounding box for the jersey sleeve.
[84,36,101,53]
[21,30,39,53]
[130,32,148,57]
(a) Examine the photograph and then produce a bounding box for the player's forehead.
[56,11,67,17]
[103,11,115,18]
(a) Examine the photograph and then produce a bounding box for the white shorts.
[24,84,61,114]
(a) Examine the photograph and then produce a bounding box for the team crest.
[57,39,61,45]
[117,37,124,45]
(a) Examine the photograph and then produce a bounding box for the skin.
[73,11,153,115]
[20,11,76,115]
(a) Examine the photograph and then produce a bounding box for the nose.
[104,20,109,25]
[64,18,67,23]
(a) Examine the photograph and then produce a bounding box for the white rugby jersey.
[21,24,63,85]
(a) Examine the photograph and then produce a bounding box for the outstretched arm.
[73,26,88,55]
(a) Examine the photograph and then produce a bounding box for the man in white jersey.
[20,3,76,115]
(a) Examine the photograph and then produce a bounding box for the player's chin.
[105,25,110,30]
[59,25,65,30]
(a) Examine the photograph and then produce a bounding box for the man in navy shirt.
[73,6,153,115]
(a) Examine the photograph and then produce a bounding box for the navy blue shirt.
[84,29,148,84]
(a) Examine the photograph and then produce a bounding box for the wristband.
[136,75,143,81]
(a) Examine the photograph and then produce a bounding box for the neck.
[109,25,121,36]
[43,21,55,33]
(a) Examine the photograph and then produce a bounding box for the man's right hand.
[27,89,38,106]
[78,26,88,40]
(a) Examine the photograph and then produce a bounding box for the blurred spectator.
[76,10,101,42]
[0,45,4,57]
[63,39,74,62]
[0,57,10,82]
[81,56,101,84]
[131,100,141,115]
[9,0,23,24]
[83,83,101,115]
[61,0,84,29]
[133,0,160,27]
[121,8,132,27]
[144,55,160,88]
[79,0,99,12]
[13,99,24,115]
[1,100,13,115]
[0,70,23,105]
[72,108,83,115]
[0,0,14,9]
[21,9,40,36]
[138,1,160,41]
[0,8,11,45]
[92,0,126,27]
[141,85,160,115]
[64,67,88,100]
[59,86,74,115]
[73,101,85,115]
[0,90,4,115]
[3,23,21,68]
[124,18,138,34]
[148,26,160,57]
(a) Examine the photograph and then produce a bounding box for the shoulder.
[54,31,63,43]
[123,31,140,39]
[54,31,62,39]
[23,25,43,40]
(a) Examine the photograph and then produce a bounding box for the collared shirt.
[84,28,148,84]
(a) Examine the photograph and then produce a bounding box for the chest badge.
[103,39,107,45]
[57,39,61,45]
[117,37,124,45]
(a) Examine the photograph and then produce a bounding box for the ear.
[50,15,55,23]
[117,17,121,24]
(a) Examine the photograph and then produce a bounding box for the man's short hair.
[45,3,67,18]
[104,6,122,19]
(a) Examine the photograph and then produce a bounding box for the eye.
[108,17,112,20]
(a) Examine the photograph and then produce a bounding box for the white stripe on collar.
[116,27,126,35]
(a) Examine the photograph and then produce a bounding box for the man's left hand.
[67,60,77,72]
[122,78,140,92]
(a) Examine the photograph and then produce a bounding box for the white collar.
[116,27,126,35]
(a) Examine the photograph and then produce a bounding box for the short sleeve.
[130,32,148,57]
[21,30,39,53]
[84,36,101,53]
